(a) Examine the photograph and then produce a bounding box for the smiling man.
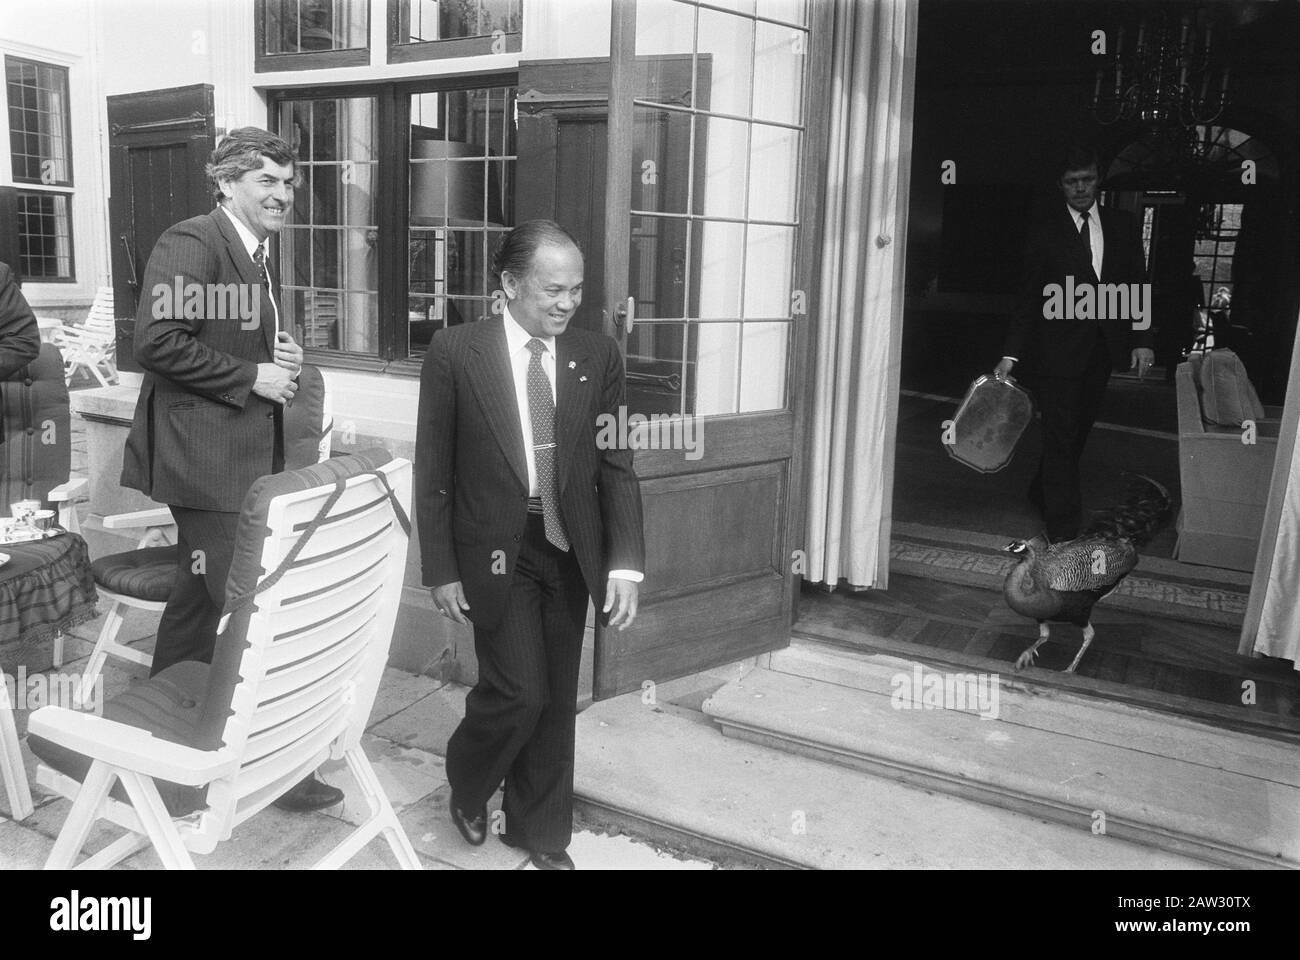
[416,220,645,869]
[121,127,339,812]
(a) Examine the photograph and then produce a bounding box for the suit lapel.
[468,316,529,493]
[212,208,276,355]
[1062,208,1097,283]
[554,333,590,493]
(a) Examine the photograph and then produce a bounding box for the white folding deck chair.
[48,286,117,387]
[28,449,419,869]
[72,366,334,705]
[0,680,34,821]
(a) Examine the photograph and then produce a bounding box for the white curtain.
[804,0,917,590]
[1244,321,1300,671]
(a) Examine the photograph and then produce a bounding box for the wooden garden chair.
[47,286,117,387]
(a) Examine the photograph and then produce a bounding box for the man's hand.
[431,581,471,626]
[1131,347,1155,379]
[252,362,298,404]
[993,357,1015,380]
[274,331,303,376]
[603,577,639,631]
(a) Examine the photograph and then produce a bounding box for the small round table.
[0,532,98,661]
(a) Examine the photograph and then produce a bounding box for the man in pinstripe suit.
[416,220,644,870]
[122,128,342,811]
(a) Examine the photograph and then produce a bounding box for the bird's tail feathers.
[1083,472,1172,547]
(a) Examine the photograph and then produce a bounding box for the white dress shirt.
[221,205,279,334]
[502,306,642,583]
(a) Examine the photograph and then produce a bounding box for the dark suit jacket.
[415,316,645,632]
[1002,205,1152,378]
[122,208,281,512]
[0,262,41,444]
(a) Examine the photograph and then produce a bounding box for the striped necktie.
[525,338,569,551]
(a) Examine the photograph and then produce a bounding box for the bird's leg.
[1015,622,1051,671]
[1065,622,1096,673]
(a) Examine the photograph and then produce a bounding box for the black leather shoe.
[273,774,344,812]
[449,794,487,846]
[529,850,575,871]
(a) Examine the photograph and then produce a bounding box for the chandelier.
[1092,7,1230,128]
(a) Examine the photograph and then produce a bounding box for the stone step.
[702,649,1299,869]
[573,693,1213,870]
[768,641,1300,783]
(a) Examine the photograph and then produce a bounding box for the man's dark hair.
[206,127,298,202]
[492,220,581,279]
[1059,142,1101,178]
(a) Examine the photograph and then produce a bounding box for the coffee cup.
[9,500,39,521]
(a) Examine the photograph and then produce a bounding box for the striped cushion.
[27,661,211,817]
[90,546,177,602]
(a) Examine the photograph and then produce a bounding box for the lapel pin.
[568,361,576,369]
[580,375,588,382]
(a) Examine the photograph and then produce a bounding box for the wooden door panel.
[642,464,784,591]
[595,573,786,698]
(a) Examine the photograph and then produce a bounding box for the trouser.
[445,513,590,854]
[150,507,240,676]
[1031,335,1113,542]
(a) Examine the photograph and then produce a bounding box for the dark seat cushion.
[90,546,178,602]
[27,660,212,817]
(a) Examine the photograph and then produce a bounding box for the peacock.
[1002,474,1173,672]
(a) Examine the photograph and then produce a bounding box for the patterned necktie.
[525,338,569,551]
[252,243,279,331]
[1078,211,1095,278]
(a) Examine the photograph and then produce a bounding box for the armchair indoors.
[1173,353,1282,571]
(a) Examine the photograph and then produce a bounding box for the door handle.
[614,296,635,334]
[119,233,139,288]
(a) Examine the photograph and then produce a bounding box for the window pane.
[627,321,692,416]
[750,125,799,224]
[753,20,805,126]
[6,57,71,185]
[630,215,688,321]
[16,190,73,279]
[264,0,369,54]
[407,86,516,356]
[757,0,808,27]
[694,321,741,416]
[739,321,788,411]
[696,115,749,220]
[396,0,521,43]
[697,6,755,117]
[743,223,795,318]
[633,105,691,216]
[277,97,379,354]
